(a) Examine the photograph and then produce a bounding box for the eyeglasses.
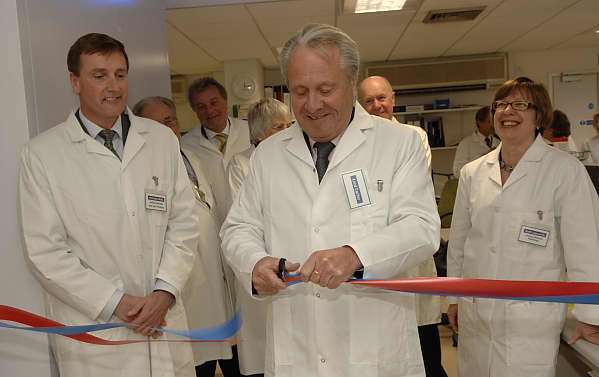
[492,100,535,112]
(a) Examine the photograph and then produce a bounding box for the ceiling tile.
[504,0,599,51]
[166,23,221,74]
[338,11,414,62]
[553,24,599,50]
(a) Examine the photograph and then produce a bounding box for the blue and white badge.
[518,224,550,247]
[341,169,372,209]
[145,191,167,212]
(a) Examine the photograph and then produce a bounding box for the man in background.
[182,77,251,225]
[452,106,499,177]
[134,96,245,377]
[358,75,447,377]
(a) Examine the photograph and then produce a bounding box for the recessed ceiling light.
[344,0,410,14]
[595,29,599,34]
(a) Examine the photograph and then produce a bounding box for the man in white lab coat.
[358,75,446,377]
[452,106,499,177]
[133,96,235,374]
[221,23,440,377]
[19,33,199,377]
[181,78,249,376]
[182,77,251,226]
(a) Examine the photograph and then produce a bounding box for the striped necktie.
[99,129,120,160]
[215,133,227,154]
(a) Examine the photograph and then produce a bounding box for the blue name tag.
[342,169,372,209]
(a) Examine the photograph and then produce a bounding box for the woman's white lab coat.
[225,145,268,375]
[448,136,599,377]
[180,147,234,366]
[19,112,199,377]
[221,105,440,377]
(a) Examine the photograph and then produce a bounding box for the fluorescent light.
[595,30,599,34]
[354,0,407,13]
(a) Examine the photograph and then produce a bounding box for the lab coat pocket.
[505,301,565,366]
[349,290,380,365]
[272,296,293,365]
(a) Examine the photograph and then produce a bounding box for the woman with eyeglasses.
[446,77,599,377]
[224,97,293,377]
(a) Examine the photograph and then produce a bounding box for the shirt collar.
[79,109,123,139]
[203,118,231,140]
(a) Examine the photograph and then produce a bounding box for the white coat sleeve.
[220,154,268,296]
[446,168,472,304]
[452,138,469,177]
[558,163,599,325]
[347,130,440,279]
[19,145,119,321]
[154,136,200,295]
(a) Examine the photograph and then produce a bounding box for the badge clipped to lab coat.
[518,224,550,247]
[341,169,372,209]
[145,191,167,212]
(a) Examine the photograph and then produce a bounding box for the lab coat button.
[314,227,320,233]
[315,292,321,298]
[490,246,496,253]
[320,358,326,363]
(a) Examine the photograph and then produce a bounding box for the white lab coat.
[453,130,500,177]
[180,146,234,365]
[225,145,268,375]
[221,104,440,377]
[448,136,599,377]
[19,111,199,377]
[181,117,251,226]
[390,117,440,326]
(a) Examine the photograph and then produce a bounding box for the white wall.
[0,1,51,376]
[18,0,172,136]
[1,1,172,376]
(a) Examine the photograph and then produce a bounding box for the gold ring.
[313,270,320,275]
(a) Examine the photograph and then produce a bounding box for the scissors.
[277,258,302,284]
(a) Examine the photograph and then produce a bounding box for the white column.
[0,1,51,376]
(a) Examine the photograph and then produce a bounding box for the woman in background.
[225,97,292,377]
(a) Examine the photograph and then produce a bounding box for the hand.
[252,256,300,295]
[447,304,458,332]
[114,294,144,322]
[299,246,363,289]
[569,321,599,345]
[127,290,175,337]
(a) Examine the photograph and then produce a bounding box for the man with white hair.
[358,76,447,377]
[221,23,440,377]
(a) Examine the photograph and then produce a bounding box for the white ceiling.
[165,0,599,75]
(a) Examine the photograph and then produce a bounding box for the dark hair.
[475,106,490,124]
[67,33,129,76]
[187,77,227,108]
[550,109,571,137]
[492,77,553,129]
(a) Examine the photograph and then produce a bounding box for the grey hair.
[247,98,292,144]
[279,23,360,88]
[132,96,176,117]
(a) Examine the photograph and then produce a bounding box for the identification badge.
[518,224,550,247]
[145,191,167,212]
[341,169,372,209]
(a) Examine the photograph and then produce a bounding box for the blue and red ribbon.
[3,277,599,344]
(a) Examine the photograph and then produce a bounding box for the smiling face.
[70,52,128,129]
[287,45,355,142]
[493,89,537,147]
[190,85,228,133]
[358,76,395,120]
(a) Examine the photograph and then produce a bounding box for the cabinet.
[394,106,482,195]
